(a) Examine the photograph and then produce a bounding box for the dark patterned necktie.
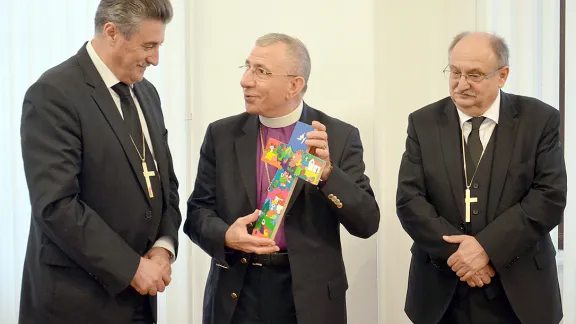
[467,117,486,166]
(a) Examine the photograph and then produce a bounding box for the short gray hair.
[94,0,173,39]
[448,31,510,68]
[256,33,311,93]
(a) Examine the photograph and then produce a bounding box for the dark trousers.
[439,277,521,324]
[231,264,297,324]
[129,293,154,324]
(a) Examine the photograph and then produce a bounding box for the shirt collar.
[259,101,303,128]
[457,91,500,128]
[86,40,124,89]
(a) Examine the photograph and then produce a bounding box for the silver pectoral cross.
[142,161,155,198]
[464,188,477,223]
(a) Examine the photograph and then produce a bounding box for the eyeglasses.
[443,65,503,83]
[239,64,299,81]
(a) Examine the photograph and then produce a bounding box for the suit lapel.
[487,92,519,222]
[133,83,170,205]
[235,115,259,210]
[438,102,466,222]
[76,45,151,206]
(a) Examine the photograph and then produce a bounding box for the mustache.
[455,91,476,97]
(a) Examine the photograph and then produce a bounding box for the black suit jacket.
[18,44,181,324]
[185,104,380,324]
[396,91,566,324]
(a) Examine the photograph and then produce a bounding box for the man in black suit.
[185,33,380,324]
[19,1,181,323]
[396,31,566,324]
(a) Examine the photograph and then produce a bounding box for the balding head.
[446,32,510,116]
[449,32,509,69]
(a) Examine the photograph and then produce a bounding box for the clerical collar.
[259,101,303,128]
[456,91,501,128]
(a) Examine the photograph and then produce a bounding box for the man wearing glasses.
[185,33,380,324]
[396,32,566,324]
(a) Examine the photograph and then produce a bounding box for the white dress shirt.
[456,91,501,151]
[86,41,175,261]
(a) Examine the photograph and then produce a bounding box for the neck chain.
[129,132,146,162]
[460,123,494,188]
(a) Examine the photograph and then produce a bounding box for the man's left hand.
[443,235,490,281]
[465,264,496,287]
[145,247,172,286]
[306,121,332,181]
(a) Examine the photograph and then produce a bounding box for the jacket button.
[231,292,238,299]
[241,258,247,264]
[145,211,152,219]
[472,209,479,215]
[473,183,479,189]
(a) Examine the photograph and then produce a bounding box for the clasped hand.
[130,247,172,296]
[442,235,495,287]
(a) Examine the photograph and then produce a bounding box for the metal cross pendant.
[464,188,477,223]
[142,161,155,198]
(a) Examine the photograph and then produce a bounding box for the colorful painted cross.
[252,121,327,239]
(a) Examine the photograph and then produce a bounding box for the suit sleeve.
[154,127,182,259]
[184,124,230,266]
[20,81,140,296]
[396,113,462,260]
[476,109,566,272]
[319,127,380,238]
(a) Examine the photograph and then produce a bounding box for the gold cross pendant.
[464,188,477,223]
[142,161,155,198]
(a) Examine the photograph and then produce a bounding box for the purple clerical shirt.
[256,122,296,251]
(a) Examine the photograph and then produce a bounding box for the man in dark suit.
[396,31,566,324]
[19,1,181,323]
[185,33,380,324]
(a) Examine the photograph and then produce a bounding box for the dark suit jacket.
[18,44,181,324]
[396,91,566,324]
[184,104,380,324]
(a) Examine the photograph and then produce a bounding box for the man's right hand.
[145,247,172,286]
[465,264,496,288]
[131,257,166,296]
[225,210,279,254]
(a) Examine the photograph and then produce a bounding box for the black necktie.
[467,117,485,166]
[112,82,144,144]
[111,82,159,199]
